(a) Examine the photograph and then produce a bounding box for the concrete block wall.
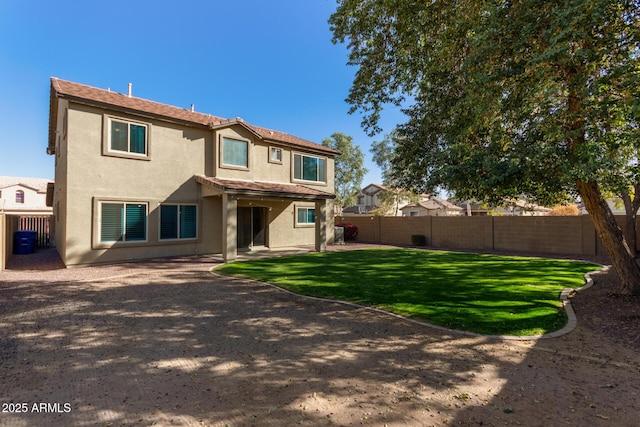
[432,216,493,250]
[335,214,640,258]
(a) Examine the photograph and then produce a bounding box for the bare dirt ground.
[0,246,639,426]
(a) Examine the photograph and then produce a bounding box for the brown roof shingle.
[49,78,338,156]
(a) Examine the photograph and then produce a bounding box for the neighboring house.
[400,197,463,216]
[503,200,551,216]
[342,183,413,216]
[458,201,492,216]
[47,78,338,267]
[342,183,387,215]
[0,176,53,215]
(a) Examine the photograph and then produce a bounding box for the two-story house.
[47,78,337,267]
[341,183,387,215]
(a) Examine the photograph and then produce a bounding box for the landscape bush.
[336,222,358,240]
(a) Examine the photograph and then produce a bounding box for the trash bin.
[14,230,37,254]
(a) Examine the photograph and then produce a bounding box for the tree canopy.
[322,132,367,209]
[330,0,640,294]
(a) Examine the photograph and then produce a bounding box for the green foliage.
[330,0,640,292]
[329,0,640,206]
[371,132,421,215]
[215,249,599,336]
[322,132,367,208]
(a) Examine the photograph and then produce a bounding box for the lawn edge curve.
[210,263,606,341]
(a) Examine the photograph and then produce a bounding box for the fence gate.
[18,216,51,249]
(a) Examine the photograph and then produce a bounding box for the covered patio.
[195,175,335,261]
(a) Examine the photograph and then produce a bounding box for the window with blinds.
[221,137,249,168]
[109,118,147,155]
[160,204,197,240]
[100,202,147,243]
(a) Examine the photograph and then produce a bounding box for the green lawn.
[213,249,599,336]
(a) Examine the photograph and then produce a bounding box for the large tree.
[330,0,640,294]
[322,132,367,210]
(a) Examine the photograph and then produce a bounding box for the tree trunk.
[620,189,640,258]
[577,180,640,295]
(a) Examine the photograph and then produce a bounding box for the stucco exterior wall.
[212,127,335,191]
[53,97,335,266]
[60,102,219,266]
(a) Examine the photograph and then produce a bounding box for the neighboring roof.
[194,175,334,200]
[0,176,52,193]
[361,183,387,195]
[48,78,339,157]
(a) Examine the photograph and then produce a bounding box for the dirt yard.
[0,248,638,426]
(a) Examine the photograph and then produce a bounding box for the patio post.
[315,199,327,252]
[222,193,237,261]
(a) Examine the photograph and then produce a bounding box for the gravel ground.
[0,246,638,426]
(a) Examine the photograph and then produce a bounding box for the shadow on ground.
[1,259,638,426]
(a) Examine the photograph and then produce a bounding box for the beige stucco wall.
[60,102,219,266]
[234,199,333,248]
[0,213,5,270]
[55,100,335,266]
[213,127,335,191]
[52,99,69,262]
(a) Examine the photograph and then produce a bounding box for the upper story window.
[15,190,24,204]
[221,137,249,169]
[357,194,365,205]
[269,147,282,164]
[293,153,326,183]
[109,118,148,156]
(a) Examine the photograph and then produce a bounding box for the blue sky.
[0,0,405,183]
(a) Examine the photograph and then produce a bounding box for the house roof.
[361,183,387,195]
[0,176,52,193]
[401,198,462,211]
[194,175,335,200]
[48,78,339,157]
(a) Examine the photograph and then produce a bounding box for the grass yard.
[214,248,600,336]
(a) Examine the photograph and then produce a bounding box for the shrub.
[548,205,580,216]
[336,222,358,240]
[411,234,427,246]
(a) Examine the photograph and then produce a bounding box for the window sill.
[103,151,150,161]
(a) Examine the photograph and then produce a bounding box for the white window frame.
[292,153,327,184]
[295,206,316,227]
[94,199,149,247]
[103,116,151,160]
[269,146,283,164]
